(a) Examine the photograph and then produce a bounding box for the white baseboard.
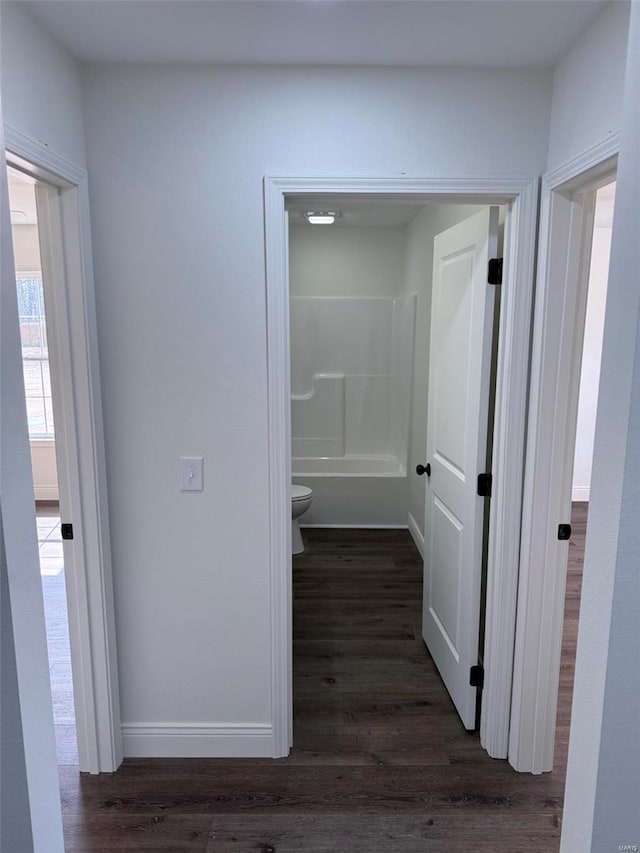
[34,485,59,501]
[572,487,590,502]
[300,524,407,530]
[407,513,424,557]
[121,723,274,758]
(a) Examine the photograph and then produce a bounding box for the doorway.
[557,180,615,766]
[264,176,539,762]
[572,182,615,507]
[4,141,122,774]
[510,149,618,774]
[289,199,510,749]
[8,165,78,765]
[287,200,503,746]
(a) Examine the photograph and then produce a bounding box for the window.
[16,273,54,439]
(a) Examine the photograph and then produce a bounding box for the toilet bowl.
[291,484,313,554]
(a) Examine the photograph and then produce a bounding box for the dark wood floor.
[59,506,586,851]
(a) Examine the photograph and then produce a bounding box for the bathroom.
[287,195,504,755]
[289,198,492,554]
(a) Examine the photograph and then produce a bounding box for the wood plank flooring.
[59,507,586,851]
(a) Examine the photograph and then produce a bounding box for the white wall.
[572,185,614,502]
[81,63,551,753]
[289,225,406,297]
[1,2,86,167]
[402,204,485,542]
[547,1,630,172]
[0,3,76,846]
[0,526,34,852]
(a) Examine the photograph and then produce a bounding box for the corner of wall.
[547,1,630,172]
[1,1,87,168]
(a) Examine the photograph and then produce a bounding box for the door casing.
[6,126,122,774]
[264,175,539,764]
[512,135,619,774]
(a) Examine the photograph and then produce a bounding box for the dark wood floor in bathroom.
[59,505,587,852]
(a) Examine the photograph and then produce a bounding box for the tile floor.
[36,503,78,765]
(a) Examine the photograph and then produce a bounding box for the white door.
[422,207,499,729]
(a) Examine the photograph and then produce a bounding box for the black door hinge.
[558,523,572,541]
[470,664,484,689]
[477,473,492,498]
[488,257,503,285]
[61,523,74,540]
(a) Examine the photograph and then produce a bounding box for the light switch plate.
[180,456,204,491]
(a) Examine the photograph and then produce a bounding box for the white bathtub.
[292,456,409,526]
[292,462,409,526]
[292,455,406,478]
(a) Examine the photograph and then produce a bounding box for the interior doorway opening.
[286,195,508,754]
[5,139,122,774]
[8,164,78,766]
[555,178,616,766]
[509,148,619,776]
[265,176,538,767]
[571,181,615,507]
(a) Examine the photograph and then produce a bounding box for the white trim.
[5,126,85,185]
[571,488,590,503]
[122,724,274,758]
[544,133,620,190]
[264,182,293,756]
[265,175,539,763]
[6,125,122,774]
[480,178,540,759]
[301,523,409,530]
[510,136,619,774]
[293,472,407,479]
[407,513,425,558]
[34,485,59,502]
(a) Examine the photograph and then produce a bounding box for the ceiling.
[25,1,608,68]
[288,199,428,228]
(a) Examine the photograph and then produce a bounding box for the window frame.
[16,268,56,440]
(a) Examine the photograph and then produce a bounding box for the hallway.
[58,512,584,851]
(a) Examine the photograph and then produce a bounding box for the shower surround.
[291,294,416,526]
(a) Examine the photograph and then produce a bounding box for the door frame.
[510,134,620,773]
[5,126,122,774]
[264,175,539,760]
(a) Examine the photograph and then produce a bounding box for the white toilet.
[291,484,313,554]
